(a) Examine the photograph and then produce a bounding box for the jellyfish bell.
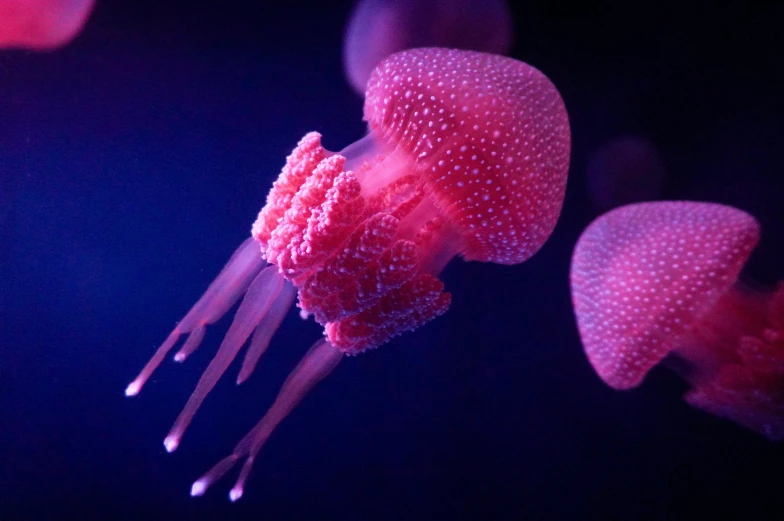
[342,0,513,94]
[570,201,784,440]
[0,0,94,50]
[127,47,570,500]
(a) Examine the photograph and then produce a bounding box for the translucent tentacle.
[174,324,206,362]
[125,238,265,396]
[237,281,297,385]
[164,265,285,452]
[190,338,343,500]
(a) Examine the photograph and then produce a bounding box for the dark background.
[1,2,783,520]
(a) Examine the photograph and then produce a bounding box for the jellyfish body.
[343,0,513,94]
[0,0,94,50]
[571,201,784,440]
[127,47,570,500]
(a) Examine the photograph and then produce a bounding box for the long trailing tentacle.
[125,237,265,397]
[163,265,286,452]
[191,338,343,501]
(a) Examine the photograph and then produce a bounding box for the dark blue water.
[1,3,783,520]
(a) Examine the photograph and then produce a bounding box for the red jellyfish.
[126,47,570,500]
[0,0,94,50]
[343,0,513,94]
[571,201,784,440]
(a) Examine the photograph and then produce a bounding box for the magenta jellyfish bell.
[571,201,784,440]
[127,47,571,500]
[0,0,94,50]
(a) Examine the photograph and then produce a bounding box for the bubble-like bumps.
[364,48,571,265]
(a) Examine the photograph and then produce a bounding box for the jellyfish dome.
[571,201,784,440]
[0,0,94,50]
[127,47,571,500]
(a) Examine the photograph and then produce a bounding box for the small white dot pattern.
[570,201,760,389]
[363,47,571,265]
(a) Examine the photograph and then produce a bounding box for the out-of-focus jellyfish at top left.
[571,201,784,440]
[0,0,94,50]
[343,0,513,94]
[126,47,571,501]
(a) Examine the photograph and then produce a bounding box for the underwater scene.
[1,2,783,520]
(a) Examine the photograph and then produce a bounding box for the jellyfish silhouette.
[343,0,513,94]
[571,201,784,440]
[126,47,570,500]
[0,0,94,50]
[585,134,666,211]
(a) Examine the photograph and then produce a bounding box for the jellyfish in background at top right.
[343,0,513,94]
[570,201,784,440]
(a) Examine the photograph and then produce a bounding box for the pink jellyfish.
[343,0,513,94]
[0,0,94,50]
[126,47,570,500]
[571,201,784,440]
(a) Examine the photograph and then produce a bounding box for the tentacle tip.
[163,435,180,453]
[190,480,207,497]
[125,381,141,397]
[229,487,244,502]
[173,352,186,362]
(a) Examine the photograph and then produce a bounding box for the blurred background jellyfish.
[0,0,95,50]
[343,0,513,94]
[571,201,784,440]
[585,134,666,211]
